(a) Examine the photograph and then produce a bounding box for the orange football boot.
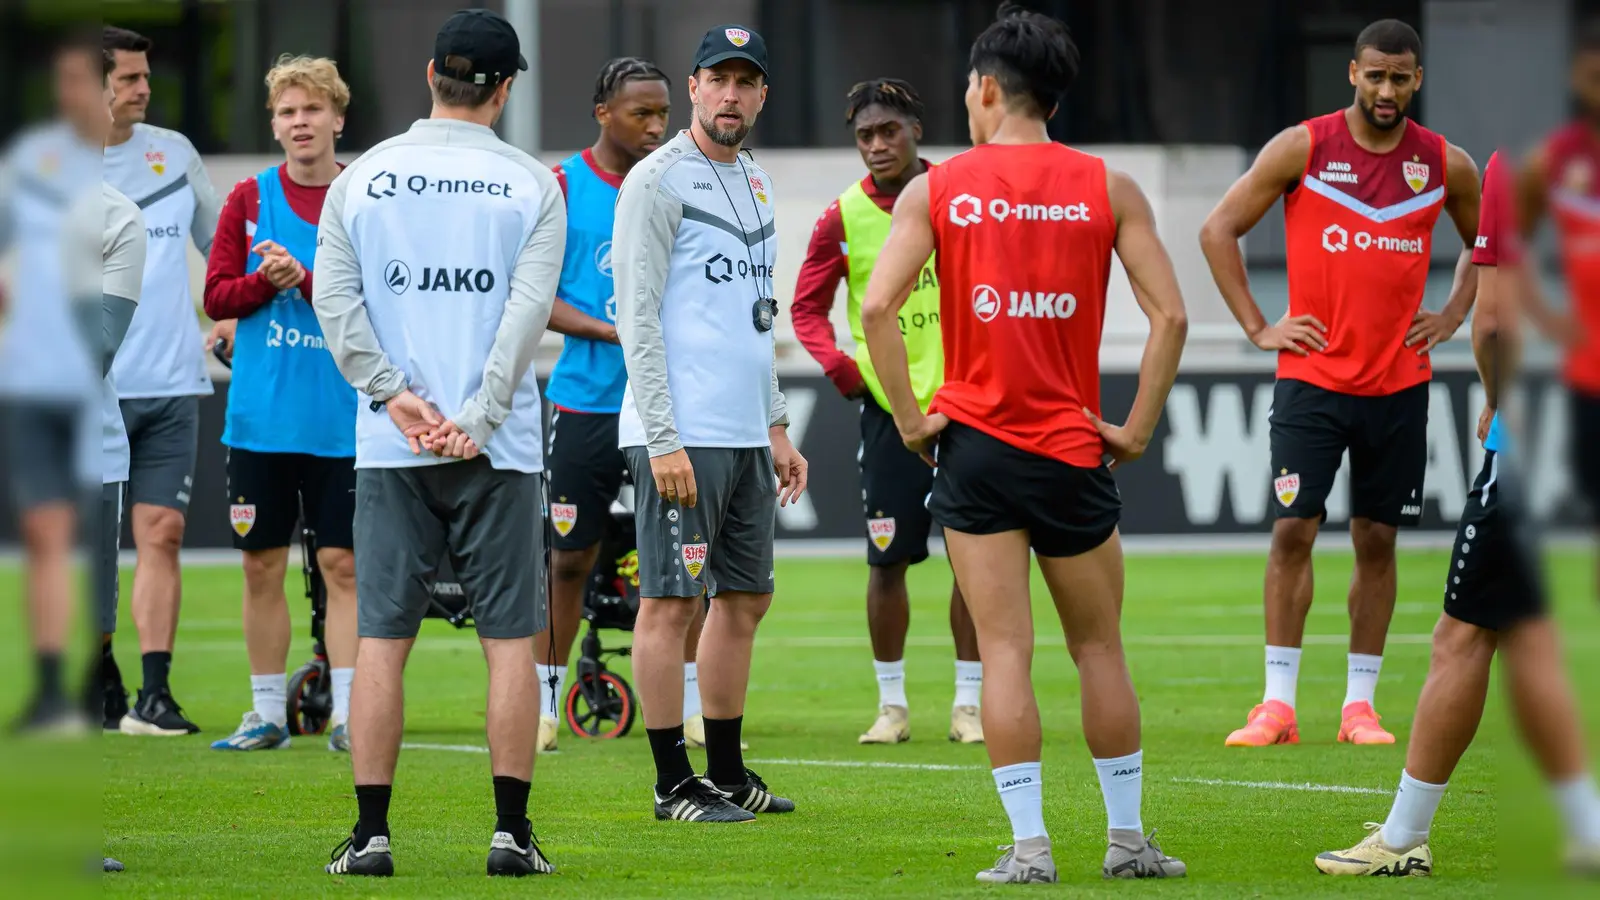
[1224,699,1299,746]
[1337,701,1396,744]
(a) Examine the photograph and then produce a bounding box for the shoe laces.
[989,845,1017,868]
[328,832,354,864]
[672,775,731,807]
[740,767,769,792]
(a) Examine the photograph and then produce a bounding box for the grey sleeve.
[310,172,410,403]
[101,294,138,376]
[768,358,789,428]
[453,174,567,448]
[614,176,684,456]
[0,159,14,256]
[186,151,221,258]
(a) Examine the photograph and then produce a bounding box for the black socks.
[493,775,532,845]
[353,784,392,851]
[140,651,171,696]
[646,724,695,793]
[703,716,747,788]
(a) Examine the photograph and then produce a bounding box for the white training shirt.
[103,123,220,399]
[313,118,565,474]
[0,121,103,401]
[98,183,148,485]
[613,130,788,455]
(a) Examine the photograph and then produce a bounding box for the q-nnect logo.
[1323,223,1425,255]
[704,253,734,284]
[948,193,983,227]
[367,170,397,200]
[1322,224,1348,252]
[384,260,411,294]
[971,284,1001,322]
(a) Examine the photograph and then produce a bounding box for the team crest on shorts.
[1273,472,1300,507]
[1402,157,1429,194]
[230,504,256,537]
[867,517,896,551]
[725,27,750,47]
[682,542,708,578]
[550,503,577,537]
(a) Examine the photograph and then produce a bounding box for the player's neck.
[285,154,340,187]
[984,116,1052,146]
[689,121,741,163]
[1342,105,1406,153]
[589,137,635,177]
[870,157,925,195]
[429,103,498,129]
[106,122,135,147]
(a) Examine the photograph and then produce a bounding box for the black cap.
[434,9,528,87]
[692,24,768,77]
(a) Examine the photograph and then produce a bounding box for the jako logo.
[1323,224,1425,255]
[1112,767,1141,777]
[972,284,1001,322]
[999,777,1034,789]
[973,285,1079,322]
[948,193,983,226]
[415,267,496,293]
[384,260,411,294]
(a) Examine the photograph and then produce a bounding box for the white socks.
[874,659,908,709]
[250,673,287,728]
[536,663,567,721]
[1552,773,1600,847]
[993,763,1047,840]
[1344,653,1383,708]
[954,660,983,708]
[1382,770,1448,850]
[1093,751,1144,833]
[683,662,702,720]
[1263,645,1301,708]
[330,667,353,726]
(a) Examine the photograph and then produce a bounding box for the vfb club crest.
[682,541,708,578]
[868,517,896,552]
[1273,472,1300,508]
[230,503,257,537]
[1402,158,1429,195]
[550,502,577,537]
[725,27,750,47]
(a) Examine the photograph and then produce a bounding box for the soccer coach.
[310,9,565,878]
[615,23,807,823]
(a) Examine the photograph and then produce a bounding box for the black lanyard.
[695,145,776,333]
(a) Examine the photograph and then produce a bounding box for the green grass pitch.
[6,549,1600,897]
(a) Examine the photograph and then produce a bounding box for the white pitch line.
[403,742,488,754]
[744,757,983,772]
[1171,777,1390,796]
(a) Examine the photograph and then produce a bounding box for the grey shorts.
[354,458,546,640]
[120,396,200,512]
[97,482,124,635]
[4,400,83,510]
[624,446,776,599]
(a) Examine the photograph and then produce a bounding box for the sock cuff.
[330,667,355,675]
[873,659,906,679]
[1400,769,1448,792]
[993,762,1042,793]
[535,662,566,676]
[1092,750,1144,773]
[1348,652,1383,668]
[1265,645,1303,661]
[683,662,698,677]
[1551,772,1597,792]
[492,774,531,787]
[955,660,983,678]
[250,673,286,687]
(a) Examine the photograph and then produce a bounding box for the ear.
[758,82,768,110]
[1413,65,1423,92]
[912,121,923,142]
[333,114,346,138]
[594,101,610,126]
[686,72,698,103]
[1348,59,1357,87]
[427,58,436,83]
[980,73,1000,108]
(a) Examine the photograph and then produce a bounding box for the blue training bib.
[222,166,357,457]
[544,153,626,413]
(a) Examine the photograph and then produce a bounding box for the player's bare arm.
[547,297,618,343]
[1199,124,1327,355]
[1513,144,1577,344]
[859,171,942,463]
[1092,168,1188,466]
[1405,142,1480,354]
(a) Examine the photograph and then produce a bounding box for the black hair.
[845,78,924,125]
[967,1,1079,119]
[1353,19,1421,62]
[593,56,669,110]
[103,25,152,56]
[1577,17,1600,56]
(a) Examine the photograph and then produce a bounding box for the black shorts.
[928,421,1120,558]
[225,448,356,551]
[1268,379,1428,527]
[860,399,935,567]
[546,409,626,551]
[1443,450,1546,631]
[1570,387,1600,522]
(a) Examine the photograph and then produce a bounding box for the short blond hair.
[264,53,350,115]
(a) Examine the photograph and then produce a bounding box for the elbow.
[859,298,887,331]
[1197,218,1231,257]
